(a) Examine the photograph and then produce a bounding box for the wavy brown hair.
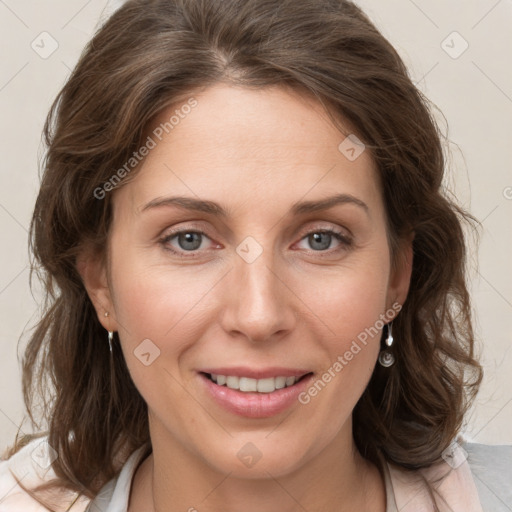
[5,0,482,508]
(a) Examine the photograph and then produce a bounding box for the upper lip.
[198,366,312,379]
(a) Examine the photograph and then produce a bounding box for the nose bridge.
[240,241,278,302]
[221,236,295,342]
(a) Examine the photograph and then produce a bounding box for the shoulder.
[385,439,511,512]
[463,441,512,509]
[0,435,90,512]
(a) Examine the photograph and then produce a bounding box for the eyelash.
[158,226,353,259]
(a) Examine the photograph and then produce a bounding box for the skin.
[79,82,413,512]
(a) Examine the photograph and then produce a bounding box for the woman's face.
[84,83,411,478]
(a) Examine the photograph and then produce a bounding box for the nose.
[219,244,297,344]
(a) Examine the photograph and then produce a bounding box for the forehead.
[114,83,383,218]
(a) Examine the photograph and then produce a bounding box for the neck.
[128,420,386,512]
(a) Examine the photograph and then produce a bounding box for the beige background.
[0,0,511,455]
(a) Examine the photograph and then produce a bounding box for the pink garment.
[384,445,484,511]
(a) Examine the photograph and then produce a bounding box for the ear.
[76,247,118,332]
[386,232,414,313]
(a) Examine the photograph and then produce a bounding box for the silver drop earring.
[378,322,395,367]
[104,311,114,353]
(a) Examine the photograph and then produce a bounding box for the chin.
[197,435,312,479]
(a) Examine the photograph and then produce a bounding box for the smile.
[205,373,309,393]
[198,370,314,418]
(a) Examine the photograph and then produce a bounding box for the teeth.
[274,376,287,389]
[208,374,301,393]
[226,376,239,389]
[239,377,258,392]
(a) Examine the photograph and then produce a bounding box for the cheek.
[298,250,390,346]
[110,246,216,342]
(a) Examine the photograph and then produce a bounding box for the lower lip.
[199,373,314,418]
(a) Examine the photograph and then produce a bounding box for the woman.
[0,0,510,510]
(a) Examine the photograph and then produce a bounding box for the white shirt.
[1,436,510,511]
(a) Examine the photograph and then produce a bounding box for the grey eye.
[175,232,203,251]
[307,232,333,251]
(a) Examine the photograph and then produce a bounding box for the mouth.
[197,370,315,418]
[200,372,313,393]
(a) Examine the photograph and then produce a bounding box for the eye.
[159,229,215,257]
[295,228,353,253]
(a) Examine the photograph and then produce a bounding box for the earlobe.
[76,249,117,332]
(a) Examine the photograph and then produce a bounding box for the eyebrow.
[140,193,369,217]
